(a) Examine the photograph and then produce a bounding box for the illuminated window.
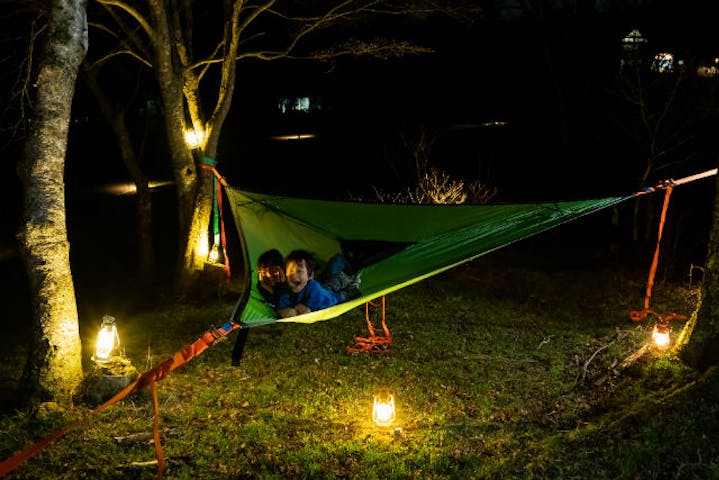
[620,29,647,70]
[277,96,316,114]
[651,52,674,73]
[697,58,719,78]
[295,97,310,112]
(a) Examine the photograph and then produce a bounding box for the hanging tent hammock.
[228,188,628,327]
[226,168,717,328]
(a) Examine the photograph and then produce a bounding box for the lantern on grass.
[652,323,671,349]
[94,315,120,363]
[372,391,396,427]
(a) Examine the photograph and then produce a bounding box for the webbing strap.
[634,168,718,195]
[629,186,687,323]
[0,322,241,478]
[150,380,164,479]
[199,157,230,278]
[629,168,717,323]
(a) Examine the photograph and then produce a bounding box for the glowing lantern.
[184,127,205,149]
[652,323,671,349]
[94,315,120,363]
[208,242,221,263]
[207,233,223,264]
[372,391,396,427]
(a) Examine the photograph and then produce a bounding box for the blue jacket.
[278,278,344,312]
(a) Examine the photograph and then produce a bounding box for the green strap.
[201,156,217,167]
[200,157,220,240]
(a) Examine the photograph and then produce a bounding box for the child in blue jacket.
[278,249,345,318]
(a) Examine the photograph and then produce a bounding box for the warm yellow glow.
[197,235,210,259]
[270,133,317,141]
[372,392,396,427]
[92,180,174,196]
[208,243,221,263]
[184,128,205,149]
[95,316,120,362]
[652,324,671,348]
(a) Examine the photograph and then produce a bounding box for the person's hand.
[278,307,297,318]
[295,303,311,315]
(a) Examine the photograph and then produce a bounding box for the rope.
[0,321,241,478]
[346,296,392,354]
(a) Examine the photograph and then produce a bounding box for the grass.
[1,233,718,479]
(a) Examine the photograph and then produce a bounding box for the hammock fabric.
[228,188,630,327]
[228,168,717,328]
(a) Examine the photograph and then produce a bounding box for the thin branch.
[581,341,614,381]
[96,0,155,40]
[85,48,152,69]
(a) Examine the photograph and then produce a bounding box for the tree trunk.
[17,0,88,406]
[681,167,719,369]
[147,0,200,286]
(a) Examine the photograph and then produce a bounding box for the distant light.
[622,29,647,46]
[269,133,318,141]
[91,180,174,196]
[478,121,509,127]
[651,52,674,73]
[446,121,510,131]
[697,65,719,78]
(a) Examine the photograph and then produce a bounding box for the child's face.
[286,259,311,293]
[258,263,285,289]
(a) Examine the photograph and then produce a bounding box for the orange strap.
[0,322,240,478]
[629,186,687,323]
[216,176,231,278]
[346,296,392,354]
[150,380,164,479]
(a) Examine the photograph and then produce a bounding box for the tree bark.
[17,0,88,405]
[681,165,719,369]
[147,0,199,281]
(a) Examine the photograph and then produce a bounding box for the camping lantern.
[184,127,205,149]
[652,323,671,348]
[208,241,221,263]
[372,391,396,427]
[94,315,120,363]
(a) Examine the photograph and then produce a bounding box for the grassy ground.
[0,232,717,479]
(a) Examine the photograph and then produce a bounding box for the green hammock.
[226,186,632,327]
